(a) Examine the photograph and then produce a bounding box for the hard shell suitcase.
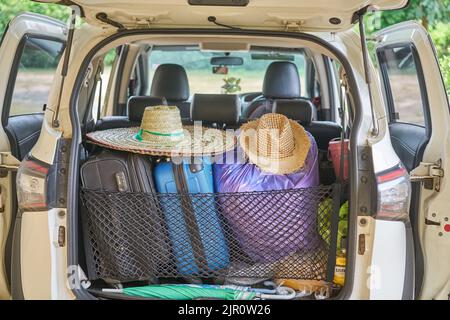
[80,149,171,282]
[154,158,230,276]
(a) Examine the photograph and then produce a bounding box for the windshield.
[147,46,308,96]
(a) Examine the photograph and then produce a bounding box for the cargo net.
[80,185,340,283]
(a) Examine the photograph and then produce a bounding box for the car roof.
[35,0,408,32]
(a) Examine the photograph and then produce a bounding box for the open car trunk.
[77,139,349,300]
[68,24,356,301]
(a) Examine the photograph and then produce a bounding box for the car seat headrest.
[191,94,240,125]
[127,96,166,122]
[263,61,301,99]
[150,64,190,102]
[272,99,314,125]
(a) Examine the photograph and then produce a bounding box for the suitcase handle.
[115,172,129,192]
[189,163,204,174]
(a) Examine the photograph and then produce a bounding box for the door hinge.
[0,152,20,173]
[410,160,444,192]
[284,20,303,32]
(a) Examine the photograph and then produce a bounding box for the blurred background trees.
[0,0,70,33]
[377,0,448,31]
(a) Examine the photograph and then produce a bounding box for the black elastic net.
[80,185,340,283]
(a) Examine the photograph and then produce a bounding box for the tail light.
[17,157,50,210]
[375,164,411,221]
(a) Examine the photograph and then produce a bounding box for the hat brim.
[239,119,311,175]
[87,126,235,157]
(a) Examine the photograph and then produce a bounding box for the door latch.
[410,160,444,192]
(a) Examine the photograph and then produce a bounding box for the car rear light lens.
[376,165,411,221]
[17,157,50,210]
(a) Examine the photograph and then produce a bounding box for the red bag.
[328,139,350,181]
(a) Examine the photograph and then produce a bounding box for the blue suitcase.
[154,158,229,275]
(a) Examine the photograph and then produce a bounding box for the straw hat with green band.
[135,129,184,141]
[87,105,235,157]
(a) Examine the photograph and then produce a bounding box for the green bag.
[318,200,348,251]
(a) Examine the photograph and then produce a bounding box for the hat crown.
[256,114,295,160]
[139,106,184,142]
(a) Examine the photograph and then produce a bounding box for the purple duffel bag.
[213,132,320,263]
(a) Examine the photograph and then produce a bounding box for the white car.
[0,0,448,300]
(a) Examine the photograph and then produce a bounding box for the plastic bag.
[213,132,321,262]
[213,132,319,193]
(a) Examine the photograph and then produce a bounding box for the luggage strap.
[172,163,209,274]
[325,183,342,282]
[325,75,349,282]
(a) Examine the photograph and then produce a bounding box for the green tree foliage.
[378,0,449,31]
[430,22,450,60]
[0,0,70,37]
[430,23,450,94]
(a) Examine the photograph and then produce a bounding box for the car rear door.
[375,21,450,300]
[32,0,409,32]
[0,13,66,299]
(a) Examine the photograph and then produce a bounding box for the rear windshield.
[147,46,308,96]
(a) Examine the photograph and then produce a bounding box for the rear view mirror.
[210,56,244,66]
[212,66,229,75]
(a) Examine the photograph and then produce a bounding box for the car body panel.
[370,220,407,299]
[34,0,408,31]
[20,211,53,299]
[375,21,450,300]
[0,13,66,299]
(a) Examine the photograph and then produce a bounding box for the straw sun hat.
[239,113,311,175]
[87,105,235,157]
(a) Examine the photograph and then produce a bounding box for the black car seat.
[95,96,165,131]
[243,61,316,120]
[150,64,191,119]
[190,93,241,129]
[273,99,341,151]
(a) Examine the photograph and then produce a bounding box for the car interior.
[0,29,366,299]
[83,44,346,195]
[70,39,355,300]
[90,45,343,151]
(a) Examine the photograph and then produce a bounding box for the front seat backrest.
[273,99,341,151]
[127,96,166,123]
[273,99,313,124]
[95,96,165,131]
[244,61,302,119]
[150,64,191,118]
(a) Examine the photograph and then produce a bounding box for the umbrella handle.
[102,288,124,293]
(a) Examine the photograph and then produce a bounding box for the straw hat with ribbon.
[239,113,311,175]
[87,105,235,157]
